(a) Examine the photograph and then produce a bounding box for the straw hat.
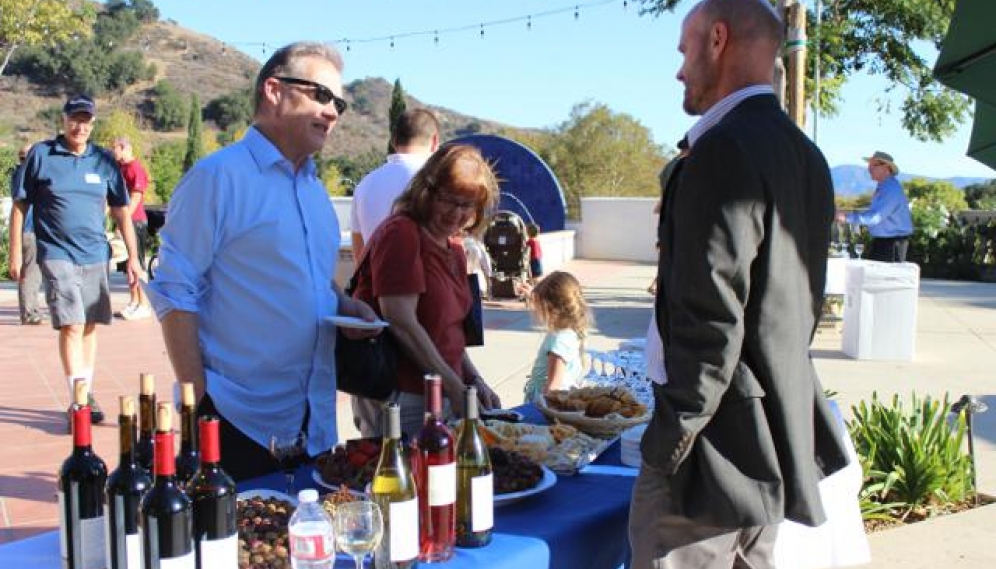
[863,151,899,175]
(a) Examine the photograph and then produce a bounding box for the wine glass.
[334,500,384,569]
[269,431,307,496]
[854,242,865,259]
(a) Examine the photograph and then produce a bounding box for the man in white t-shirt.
[349,108,440,256]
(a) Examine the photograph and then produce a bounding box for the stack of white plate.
[620,424,647,468]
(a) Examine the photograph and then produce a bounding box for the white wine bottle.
[371,403,419,569]
[455,386,493,547]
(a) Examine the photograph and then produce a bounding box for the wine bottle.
[175,382,199,489]
[59,379,108,569]
[106,396,153,569]
[415,374,455,562]
[455,386,493,548]
[141,403,195,569]
[371,403,419,569]
[136,373,156,473]
[186,416,238,569]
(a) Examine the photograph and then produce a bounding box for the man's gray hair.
[253,41,345,114]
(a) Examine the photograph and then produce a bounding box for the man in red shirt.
[111,137,152,320]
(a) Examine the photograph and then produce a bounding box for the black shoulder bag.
[335,248,398,401]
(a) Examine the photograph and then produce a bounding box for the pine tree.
[182,93,204,173]
[387,78,407,154]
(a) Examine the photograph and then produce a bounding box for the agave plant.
[848,392,974,521]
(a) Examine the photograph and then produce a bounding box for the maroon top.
[354,214,471,395]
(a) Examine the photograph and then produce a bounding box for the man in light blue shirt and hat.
[838,150,914,262]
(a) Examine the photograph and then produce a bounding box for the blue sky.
[145,0,993,179]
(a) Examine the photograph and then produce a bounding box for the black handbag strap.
[345,243,373,297]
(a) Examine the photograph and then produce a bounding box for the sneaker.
[121,304,153,321]
[88,394,105,424]
[114,304,136,319]
[22,314,44,325]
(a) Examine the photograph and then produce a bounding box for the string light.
[223,0,627,55]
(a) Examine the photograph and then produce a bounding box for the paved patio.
[1,258,994,567]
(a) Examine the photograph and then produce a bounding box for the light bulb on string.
[390,36,395,49]
[527,16,532,31]
[623,0,629,9]
[434,31,439,46]
[346,40,351,52]
[480,24,485,38]
[575,6,580,20]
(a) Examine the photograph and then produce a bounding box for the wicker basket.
[535,397,651,437]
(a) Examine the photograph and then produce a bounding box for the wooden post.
[784,1,808,128]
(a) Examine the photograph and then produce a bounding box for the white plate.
[311,469,367,495]
[325,315,389,330]
[237,488,298,506]
[494,465,557,506]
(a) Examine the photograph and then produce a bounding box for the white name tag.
[85,173,101,184]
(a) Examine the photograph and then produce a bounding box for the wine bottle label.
[389,498,419,562]
[199,533,238,568]
[158,548,196,569]
[125,532,143,569]
[58,491,107,569]
[470,473,494,531]
[104,515,143,569]
[427,462,456,506]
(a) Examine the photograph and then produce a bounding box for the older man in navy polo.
[8,94,143,425]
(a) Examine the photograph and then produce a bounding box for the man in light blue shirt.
[147,41,377,482]
[840,150,913,262]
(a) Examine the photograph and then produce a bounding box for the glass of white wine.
[334,500,384,569]
[854,242,865,258]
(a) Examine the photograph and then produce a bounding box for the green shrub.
[848,393,974,521]
[149,141,185,204]
[150,81,188,131]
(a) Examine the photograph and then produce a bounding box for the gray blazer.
[646,94,849,529]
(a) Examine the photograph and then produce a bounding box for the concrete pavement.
[1,259,995,567]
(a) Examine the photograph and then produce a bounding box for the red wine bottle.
[136,373,156,473]
[106,396,152,569]
[187,416,238,569]
[175,382,200,489]
[141,403,195,569]
[455,386,493,547]
[371,403,419,569]
[416,374,455,562]
[59,379,108,569]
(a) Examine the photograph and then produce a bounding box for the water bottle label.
[428,462,456,506]
[389,498,419,561]
[471,473,494,531]
[199,533,238,568]
[290,532,333,560]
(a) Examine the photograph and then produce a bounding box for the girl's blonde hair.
[530,271,592,340]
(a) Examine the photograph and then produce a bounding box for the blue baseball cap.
[63,94,96,117]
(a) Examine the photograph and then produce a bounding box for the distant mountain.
[0,20,523,160]
[830,165,991,196]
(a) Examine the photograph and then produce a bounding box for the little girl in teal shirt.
[523,271,592,403]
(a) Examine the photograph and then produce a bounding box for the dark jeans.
[868,236,910,263]
[197,393,310,483]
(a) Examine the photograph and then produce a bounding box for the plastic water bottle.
[289,489,335,569]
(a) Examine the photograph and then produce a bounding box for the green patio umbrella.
[933,0,996,169]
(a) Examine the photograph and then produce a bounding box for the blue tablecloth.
[0,405,635,569]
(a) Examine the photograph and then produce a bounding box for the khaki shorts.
[40,260,112,328]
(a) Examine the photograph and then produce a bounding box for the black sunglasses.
[274,76,348,114]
